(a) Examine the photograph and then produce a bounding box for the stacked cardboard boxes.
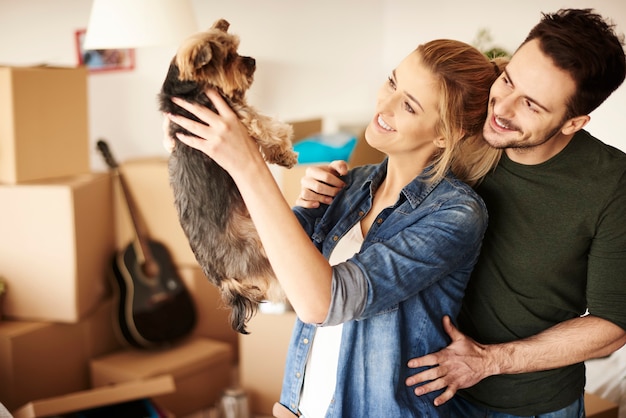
[0,66,237,417]
[0,66,118,412]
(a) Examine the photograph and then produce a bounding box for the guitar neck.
[97,140,160,278]
[116,171,160,277]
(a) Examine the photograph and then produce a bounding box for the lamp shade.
[83,0,198,49]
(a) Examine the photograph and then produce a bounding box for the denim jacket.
[278,160,489,417]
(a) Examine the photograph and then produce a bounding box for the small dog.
[158,19,297,334]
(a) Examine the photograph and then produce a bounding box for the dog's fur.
[158,19,297,334]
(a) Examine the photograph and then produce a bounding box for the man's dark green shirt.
[458,130,626,415]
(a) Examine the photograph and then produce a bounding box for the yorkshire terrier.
[158,19,297,334]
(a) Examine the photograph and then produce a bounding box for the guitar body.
[111,240,196,348]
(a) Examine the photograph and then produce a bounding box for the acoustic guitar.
[97,140,196,349]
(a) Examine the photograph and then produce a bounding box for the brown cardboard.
[12,374,175,418]
[585,391,619,418]
[239,311,297,416]
[80,297,124,360]
[113,157,198,267]
[90,336,234,416]
[0,320,88,411]
[0,66,90,184]
[0,173,114,322]
[178,267,239,358]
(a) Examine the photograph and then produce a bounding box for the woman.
[167,39,503,417]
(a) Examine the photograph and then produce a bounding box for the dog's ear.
[212,18,230,33]
[193,42,214,69]
[175,38,216,79]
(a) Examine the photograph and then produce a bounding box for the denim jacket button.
[303,338,309,344]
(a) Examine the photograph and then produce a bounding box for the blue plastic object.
[293,132,357,164]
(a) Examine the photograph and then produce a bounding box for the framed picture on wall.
[75,29,135,73]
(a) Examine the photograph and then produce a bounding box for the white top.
[298,222,364,418]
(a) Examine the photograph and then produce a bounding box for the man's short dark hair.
[522,8,626,118]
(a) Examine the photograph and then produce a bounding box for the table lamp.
[83,0,198,50]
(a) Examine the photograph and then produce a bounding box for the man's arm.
[405,314,626,406]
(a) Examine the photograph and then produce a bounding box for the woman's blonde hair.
[418,40,506,187]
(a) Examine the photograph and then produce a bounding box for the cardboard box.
[12,374,175,418]
[178,267,239,357]
[0,320,88,411]
[239,311,297,416]
[0,66,90,184]
[585,391,619,418]
[0,173,114,322]
[90,336,235,416]
[113,157,198,267]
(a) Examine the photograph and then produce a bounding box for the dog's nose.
[244,56,256,70]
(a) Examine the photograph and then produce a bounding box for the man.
[296,9,626,417]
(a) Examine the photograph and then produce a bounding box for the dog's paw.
[275,149,299,168]
[261,146,298,168]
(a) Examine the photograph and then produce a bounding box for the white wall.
[0,0,625,172]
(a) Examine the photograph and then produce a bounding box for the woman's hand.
[166,89,265,177]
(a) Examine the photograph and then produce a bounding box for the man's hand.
[407,314,626,406]
[296,160,348,208]
[405,316,494,406]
